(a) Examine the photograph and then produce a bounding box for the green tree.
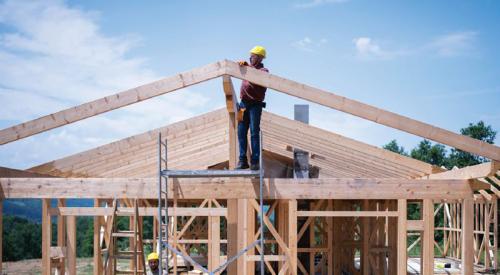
[382,140,408,156]
[448,121,497,168]
[410,140,448,167]
[3,216,42,261]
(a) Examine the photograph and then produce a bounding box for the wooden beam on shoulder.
[223,60,500,161]
[0,61,226,145]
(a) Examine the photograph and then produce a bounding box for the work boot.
[236,160,249,169]
[250,163,260,171]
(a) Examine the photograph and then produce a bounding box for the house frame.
[0,60,499,274]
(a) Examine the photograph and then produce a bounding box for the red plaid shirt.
[240,63,269,102]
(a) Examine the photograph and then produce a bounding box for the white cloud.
[429,31,477,57]
[0,0,210,168]
[294,0,349,9]
[353,37,382,56]
[353,31,478,60]
[352,37,402,59]
[292,37,327,52]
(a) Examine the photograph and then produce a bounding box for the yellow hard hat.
[250,46,266,58]
[147,252,159,261]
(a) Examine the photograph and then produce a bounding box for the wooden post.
[238,199,248,274]
[493,197,498,271]
[93,199,102,275]
[208,202,221,272]
[389,200,398,274]
[42,199,52,275]
[327,200,333,275]
[56,199,66,275]
[397,199,407,275]
[288,199,298,275]
[462,197,473,275]
[66,216,77,275]
[484,199,491,268]
[309,201,315,275]
[362,200,370,275]
[222,75,239,169]
[277,200,287,272]
[129,213,136,272]
[57,199,66,248]
[227,199,247,275]
[422,199,434,275]
[246,200,255,275]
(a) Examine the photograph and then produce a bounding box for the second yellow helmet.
[147,252,159,261]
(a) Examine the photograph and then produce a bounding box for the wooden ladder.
[103,199,147,275]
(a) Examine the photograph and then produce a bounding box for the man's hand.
[237,60,248,66]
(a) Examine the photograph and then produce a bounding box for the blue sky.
[0,0,499,169]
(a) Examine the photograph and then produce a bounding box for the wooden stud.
[93,199,103,275]
[422,199,434,275]
[462,197,474,275]
[327,200,333,275]
[246,199,255,275]
[309,201,315,275]
[388,200,398,274]
[57,199,66,245]
[397,199,407,275]
[362,200,370,275]
[42,199,51,275]
[227,199,240,274]
[66,216,77,275]
[209,207,221,272]
[288,199,298,275]
[493,197,498,270]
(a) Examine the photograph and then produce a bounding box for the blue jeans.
[238,101,263,165]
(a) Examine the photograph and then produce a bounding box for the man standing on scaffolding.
[236,46,269,171]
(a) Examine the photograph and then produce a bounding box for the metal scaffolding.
[157,131,265,275]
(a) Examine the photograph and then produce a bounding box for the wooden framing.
[1,59,499,274]
[25,109,437,179]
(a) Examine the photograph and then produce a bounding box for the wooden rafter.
[28,109,228,177]
[0,61,226,145]
[223,60,500,161]
[25,109,435,179]
[1,60,498,163]
[262,111,434,177]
